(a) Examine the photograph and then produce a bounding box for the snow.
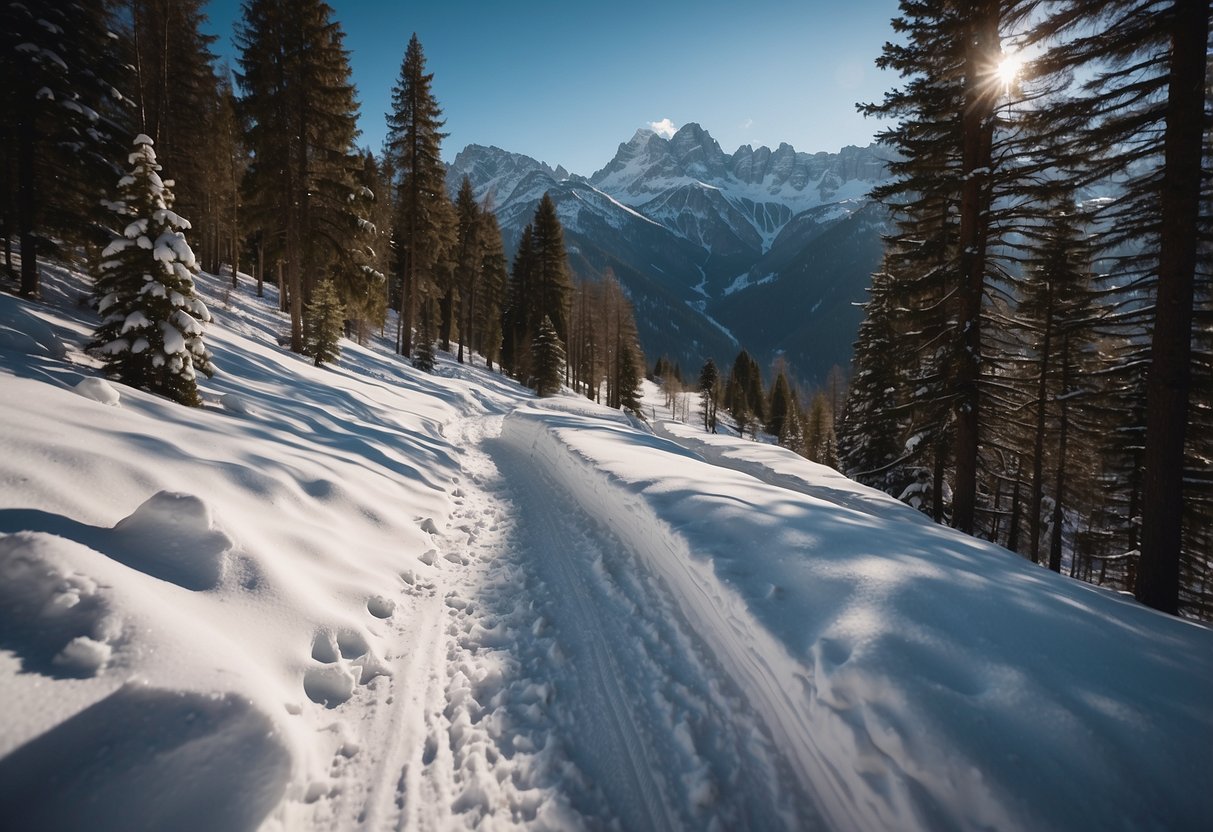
[74,377,120,406]
[0,263,1210,830]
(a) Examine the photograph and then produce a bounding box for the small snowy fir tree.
[305,277,345,367]
[93,135,215,406]
[531,315,565,396]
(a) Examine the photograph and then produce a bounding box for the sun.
[996,52,1023,91]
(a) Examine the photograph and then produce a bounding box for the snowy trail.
[488,408,821,830]
[490,437,679,830]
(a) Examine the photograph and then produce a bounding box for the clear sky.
[203,0,902,177]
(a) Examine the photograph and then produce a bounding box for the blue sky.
[204,0,901,176]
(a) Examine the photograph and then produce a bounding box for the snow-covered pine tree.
[305,277,344,367]
[531,315,565,397]
[93,134,215,406]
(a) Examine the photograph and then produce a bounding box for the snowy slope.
[1,264,1210,831]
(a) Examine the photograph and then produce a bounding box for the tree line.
[2,0,646,409]
[834,0,1210,619]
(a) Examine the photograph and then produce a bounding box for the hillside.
[1,264,1210,831]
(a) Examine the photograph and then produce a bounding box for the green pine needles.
[93,135,215,406]
[305,278,345,367]
[531,315,565,397]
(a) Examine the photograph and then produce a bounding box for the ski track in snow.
[300,398,820,831]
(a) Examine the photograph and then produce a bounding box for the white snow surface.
[0,264,1210,831]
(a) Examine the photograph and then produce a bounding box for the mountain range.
[447,123,894,387]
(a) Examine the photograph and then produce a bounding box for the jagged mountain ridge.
[447,124,893,386]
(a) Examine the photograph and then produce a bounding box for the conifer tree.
[531,315,565,397]
[453,176,482,364]
[2,0,134,295]
[305,277,344,367]
[386,33,450,357]
[501,224,535,379]
[837,267,906,487]
[767,371,796,439]
[237,0,373,353]
[93,135,214,406]
[806,391,839,468]
[699,359,720,432]
[475,206,507,370]
[129,0,224,268]
[1013,0,1211,613]
[618,345,645,416]
[412,298,437,372]
[724,349,765,433]
[530,193,573,343]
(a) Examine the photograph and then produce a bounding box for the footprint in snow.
[304,628,391,708]
[367,595,395,619]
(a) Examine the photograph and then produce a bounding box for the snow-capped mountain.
[447,125,894,385]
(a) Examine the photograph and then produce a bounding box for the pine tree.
[386,33,451,358]
[129,0,225,270]
[530,193,573,343]
[305,277,344,366]
[805,391,839,468]
[1022,0,1211,614]
[531,315,565,397]
[2,0,135,295]
[412,298,437,372]
[341,150,390,341]
[237,0,371,353]
[767,371,796,439]
[475,206,507,370]
[618,345,644,416]
[501,224,535,379]
[453,176,482,364]
[837,266,906,487]
[92,135,214,406]
[724,349,765,433]
[699,359,719,432]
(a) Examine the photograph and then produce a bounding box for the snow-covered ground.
[1,263,1210,831]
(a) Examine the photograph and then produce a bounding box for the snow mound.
[0,533,121,678]
[220,392,254,415]
[0,682,289,832]
[110,492,231,591]
[74,377,120,406]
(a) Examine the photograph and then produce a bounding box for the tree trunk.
[1030,282,1056,563]
[1136,0,1207,614]
[17,90,38,297]
[1049,333,1073,573]
[932,440,947,524]
[951,1,999,534]
[1007,463,1023,552]
[439,286,453,352]
[256,237,264,298]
